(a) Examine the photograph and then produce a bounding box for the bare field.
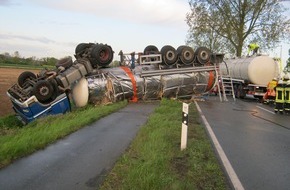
[0,68,39,117]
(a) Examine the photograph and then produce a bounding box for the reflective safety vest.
[275,85,285,103]
[267,80,277,97]
[248,43,259,53]
[285,84,290,104]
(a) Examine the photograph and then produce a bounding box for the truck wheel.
[32,80,54,104]
[90,44,114,67]
[237,85,245,99]
[56,57,73,69]
[254,95,263,103]
[75,43,91,56]
[49,79,59,101]
[195,46,210,65]
[144,45,159,55]
[143,45,159,63]
[18,71,37,88]
[177,45,194,65]
[160,45,177,65]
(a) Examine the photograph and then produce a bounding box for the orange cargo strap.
[121,66,138,102]
[206,71,215,91]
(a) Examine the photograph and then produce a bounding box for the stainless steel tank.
[86,65,217,104]
[220,56,279,85]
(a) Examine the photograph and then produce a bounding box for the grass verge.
[0,101,127,169]
[0,63,54,70]
[101,99,228,189]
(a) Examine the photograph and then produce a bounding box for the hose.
[232,107,290,130]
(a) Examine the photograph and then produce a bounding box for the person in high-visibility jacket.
[247,43,259,56]
[284,80,290,114]
[274,80,285,114]
[263,78,278,104]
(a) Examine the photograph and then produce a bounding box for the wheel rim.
[200,51,209,60]
[33,80,54,103]
[99,49,109,62]
[166,51,175,61]
[184,50,193,60]
[39,86,50,96]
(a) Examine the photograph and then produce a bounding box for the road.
[196,96,290,190]
[0,102,158,190]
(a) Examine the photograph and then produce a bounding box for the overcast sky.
[0,0,190,60]
[0,0,290,64]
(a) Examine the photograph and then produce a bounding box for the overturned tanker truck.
[7,43,223,124]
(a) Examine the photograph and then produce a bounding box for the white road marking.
[256,106,275,115]
[194,101,245,190]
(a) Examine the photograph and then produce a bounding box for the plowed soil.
[0,68,39,117]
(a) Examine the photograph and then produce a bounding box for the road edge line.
[256,105,275,115]
[194,101,245,190]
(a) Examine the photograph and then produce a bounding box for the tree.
[12,51,21,64]
[41,57,58,66]
[13,51,20,58]
[3,52,10,58]
[186,0,290,57]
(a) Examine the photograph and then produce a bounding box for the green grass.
[0,115,23,136]
[101,99,228,190]
[0,101,127,168]
[0,99,228,189]
[0,63,55,69]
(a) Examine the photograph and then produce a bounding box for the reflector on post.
[181,103,189,150]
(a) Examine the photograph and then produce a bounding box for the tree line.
[0,51,58,67]
[0,51,123,68]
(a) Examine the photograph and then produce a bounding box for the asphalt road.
[0,102,158,190]
[197,96,290,190]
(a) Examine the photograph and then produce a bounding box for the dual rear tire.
[177,46,195,65]
[145,45,210,66]
[160,45,178,66]
[75,43,114,68]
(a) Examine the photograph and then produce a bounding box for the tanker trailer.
[86,45,218,105]
[86,64,217,105]
[220,55,280,99]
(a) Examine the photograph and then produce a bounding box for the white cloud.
[0,33,76,58]
[0,33,55,44]
[0,0,190,59]
[27,0,189,28]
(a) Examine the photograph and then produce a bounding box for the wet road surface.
[0,102,158,190]
[197,96,290,190]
